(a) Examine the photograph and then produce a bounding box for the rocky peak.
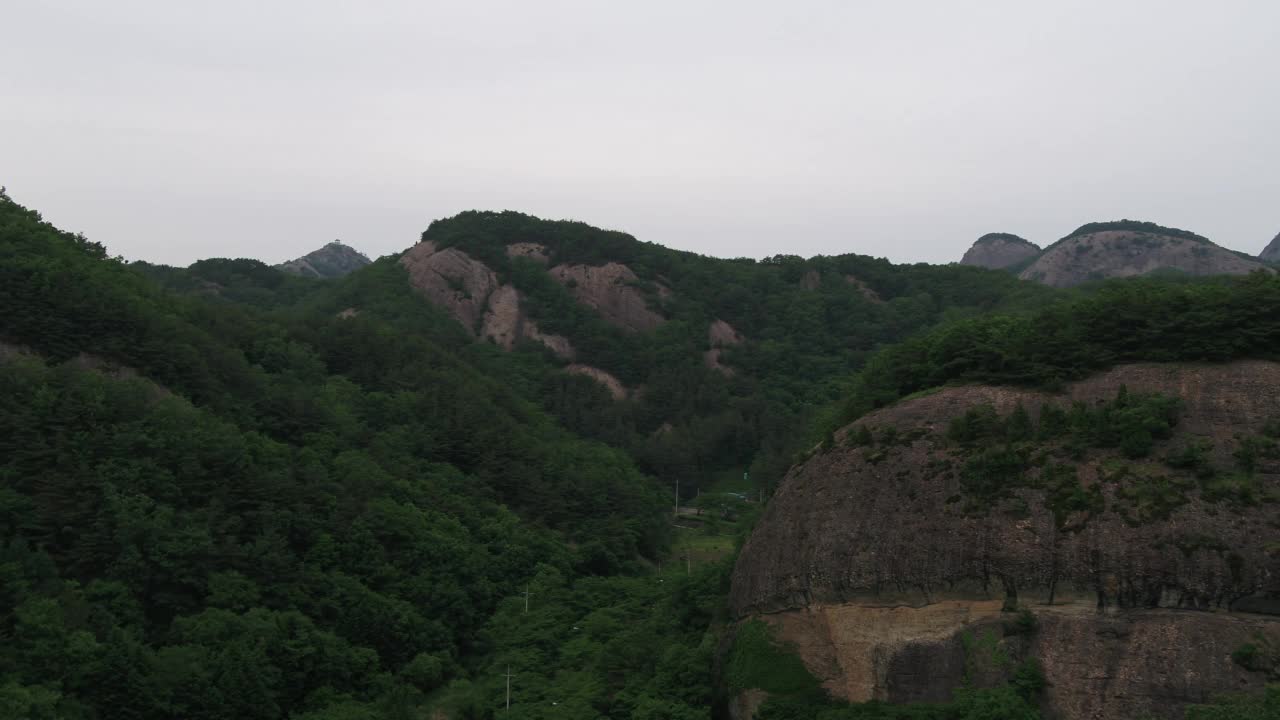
[1018,222,1267,288]
[277,240,371,279]
[958,233,1040,270]
[1261,231,1280,263]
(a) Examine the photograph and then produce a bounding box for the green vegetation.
[743,626,1045,720]
[1185,686,1280,720]
[828,273,1280,434]
[419,210,1057,496]
[1058,219,1211,245]
[3,189,1277,719]
[975,233,1034,245]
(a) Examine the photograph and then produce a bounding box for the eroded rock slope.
[731,361,1280,719]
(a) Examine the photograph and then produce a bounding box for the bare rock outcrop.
[959,233,1041,270]
[708,319,745,348]
[505,242,551,265]
[278,241,371,279]
[549,262,667,333]
[844,275,883,303]
[402,243,576,359]
[565,364,627,400]
[480,285,574,359]
[1261,231,1280,263]
[730,361,1280,719]
[1019,230,1266,287]
[705,320,745,374]
[401,241,499,333]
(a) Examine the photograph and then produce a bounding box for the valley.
[1,188,1278,719]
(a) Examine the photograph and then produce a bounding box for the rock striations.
[730,361,1280,719]
[959,233,1041,270]
[277,240,371,278]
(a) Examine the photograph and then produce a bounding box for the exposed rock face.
[1261,232,1280,263]
[505,242,551,265]
[401,241,499,333]
[565,364,627,400]
[708,319,745,348]
[549,262,667,332]
[402,242,574,358]
[705,320,745,375]
[844,275,883,303]
[480,285,574,360]
[277,241,371,278]
[731,361,1280,719]
[1018,231,1266,287]
[959,233,1041,270]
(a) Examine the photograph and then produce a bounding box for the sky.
[3,0,1278,266]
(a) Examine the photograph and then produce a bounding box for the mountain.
[4,187,1277,720]
[378,210,1055,496]
[959,232,1041,270]
[727,276,1280,719]
[1019,220,1266,287]
[277,240,371,278]
[1262,231,1280,263]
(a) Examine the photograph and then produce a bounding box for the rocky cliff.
[400,241,659,397]
[277,240,371,278]
[1018,224,1266,288]
[959,233,1041,270]
[548,262,669,333]
[730,361,1280,719]
[1261,231,1280,263]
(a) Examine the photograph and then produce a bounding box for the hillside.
[728,275,1280,719]
[277,240,372,278]
[0,191,730,719]
[959,233,1041,271]
[1019,221,1266,287]
[4,189,1278,720]
[360,210,1057,497]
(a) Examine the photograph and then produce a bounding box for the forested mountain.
[0,192,706,719]
[369,211,1058,498]
[2,188,1277,720]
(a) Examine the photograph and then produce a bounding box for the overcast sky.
[4,1,1278,266]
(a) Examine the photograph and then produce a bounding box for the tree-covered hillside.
[414,211,1057,494]
[0,191,725,718]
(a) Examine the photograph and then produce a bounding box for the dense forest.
[1,190,1276,718]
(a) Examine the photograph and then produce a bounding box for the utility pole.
[522,585,533,614]
[504,666,515,711]
[674,478,679,518]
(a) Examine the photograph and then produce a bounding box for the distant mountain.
[958,233,1041,270]
[1261,231,1280,263]
[1018,220,1267,288]
[277,240,371,278]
